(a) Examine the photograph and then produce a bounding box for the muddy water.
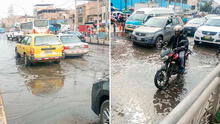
[0,34,109,124]
[111,34,219,124]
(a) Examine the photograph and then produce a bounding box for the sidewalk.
[0,95,7,124]
[85,36,109,46]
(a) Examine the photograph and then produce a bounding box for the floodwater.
[0,34,109,124]
[111,33,219,124]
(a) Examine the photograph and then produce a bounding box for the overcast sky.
[0,0,88,18]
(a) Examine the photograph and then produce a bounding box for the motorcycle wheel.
[154,68,169,90]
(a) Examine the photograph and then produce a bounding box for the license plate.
[44,50,52,54]
[187,31,191,33]
[204,35,211,40]
[137,37,141,41]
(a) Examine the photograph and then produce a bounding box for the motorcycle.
[154,40,192,90]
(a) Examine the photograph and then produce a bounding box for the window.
[78,17,83,23]
[172,18,180,25]
[26,37,32,45]
[21,37,29,45]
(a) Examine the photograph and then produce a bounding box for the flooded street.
[111,33,219,124]
[0,34,109,124]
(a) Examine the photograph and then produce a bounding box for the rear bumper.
[30,56,64,62]
[64,50,89,57]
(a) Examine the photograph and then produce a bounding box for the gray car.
[131,16,183,48]
[58,34,89,57]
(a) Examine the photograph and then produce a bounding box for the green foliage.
[214,108,220,123]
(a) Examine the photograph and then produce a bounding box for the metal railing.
[160,64,220,124]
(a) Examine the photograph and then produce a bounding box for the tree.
[200,1,213,13]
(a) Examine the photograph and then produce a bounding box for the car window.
[172,18,180,25]
[21,37,29,45]
[35,36,61,46]
[26,37,32,45]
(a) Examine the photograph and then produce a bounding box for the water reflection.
[25,77,64,96]
[15,58,65,96]
[153,76,188,115]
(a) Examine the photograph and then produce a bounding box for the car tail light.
[64,46,71,50]
[30,48,34,55]
[62,47,65,53]
[83,44,89,48]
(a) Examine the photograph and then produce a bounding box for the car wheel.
[24,54,31,66]
[155,36,163,49]
[100,100,109,124]
[15,48,20,58]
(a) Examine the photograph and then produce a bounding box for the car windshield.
[35,36,61,46]
[34,20,48,27]
[60,35,81,43]
[144,17,166,28]
[187,18,206,24]
[127,14,147,21]
[205,19,220,27]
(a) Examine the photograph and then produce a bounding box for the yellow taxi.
[15,34,64,65]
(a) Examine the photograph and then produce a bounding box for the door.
[164,19,173,41]
[20,36,32,56]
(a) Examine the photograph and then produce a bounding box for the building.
[34,3,68,20]
[72,0,108,26]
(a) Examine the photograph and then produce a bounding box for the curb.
[0,95,7,124]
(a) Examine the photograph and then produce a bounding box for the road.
[111,33,219,124]
[0,34,109,124]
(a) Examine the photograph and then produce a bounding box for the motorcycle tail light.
[173,54,179,60]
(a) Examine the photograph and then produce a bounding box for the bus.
[20,19,50,35]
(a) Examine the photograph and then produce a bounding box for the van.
[125,8,174,33]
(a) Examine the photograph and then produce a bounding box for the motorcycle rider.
[171,25,189,74]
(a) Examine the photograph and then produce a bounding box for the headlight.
[146,33,154,37]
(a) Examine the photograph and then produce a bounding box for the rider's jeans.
[179,51,185,72]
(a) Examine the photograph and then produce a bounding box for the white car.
[58,34,89,57]
[194,17,220,45]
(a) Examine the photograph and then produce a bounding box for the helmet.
[174,25,184,32]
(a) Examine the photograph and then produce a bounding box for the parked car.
[58,34,89,57]
[125,8,174,33]
[194,16,220,45]
[91,78,109,124]
[65,31,86,42]
[15,34,64,66]
[131,15,183,48]
[184,17,207,36]
[6,30,24,41]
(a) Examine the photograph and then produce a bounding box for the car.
[15,34,64,66]
[125,8,174,34]
[58,34,89,57]
[6,28,24,41]
[91,78,109,124]
[65,31,86,42]
[131,15,183,48]
[194,16,220,45]
[184,17,207,36]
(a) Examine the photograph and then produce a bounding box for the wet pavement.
[111,33,219,124]
[0,34,109,124]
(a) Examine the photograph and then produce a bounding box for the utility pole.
[74,0,77,31]
[97,0,100,35]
